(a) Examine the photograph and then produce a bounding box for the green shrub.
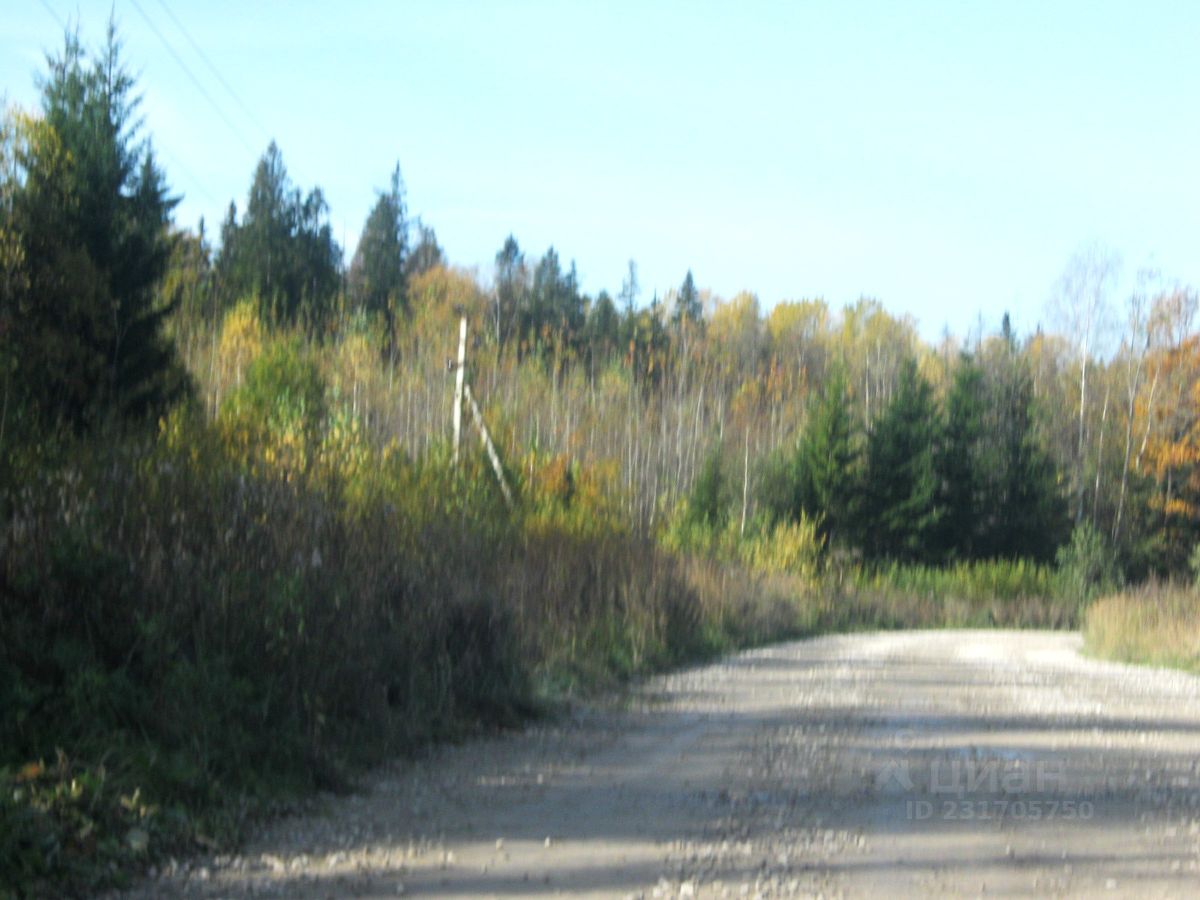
[1056,521,1121,602]
[1188,543,1200,589]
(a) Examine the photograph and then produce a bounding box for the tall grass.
[0,406,811,896]
[1084,584,1200,672]
[843,559,1082,629]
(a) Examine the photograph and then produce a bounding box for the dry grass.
[1084,584,1200,673]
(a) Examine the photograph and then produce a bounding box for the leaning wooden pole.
[464,382,514,508]
[452,316,467,463]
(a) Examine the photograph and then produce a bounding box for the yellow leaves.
[3,107,75,223]
[335,331,375,381]
[741,518,823,580]
[708,291,760,343]
[1162,497,1197,518]
[406,265,489,347]
[1137,336,1200,521]
[730,379,764,426]
[2,108,62,296]
[529,452,573,502]
[705,291,763,380]
[766,298,828,349]
[318,407,369,480]
[522,450,627,539]
[216,299,264,389]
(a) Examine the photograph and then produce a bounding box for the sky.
[3,0,1199,342]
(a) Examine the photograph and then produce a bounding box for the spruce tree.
[687,444,730,532]
[348,164,408,327]
[861,358,941,562]
[583,291,619,369]
[522,247,583,346]
[217,142,340,328]
[672,269,702,328]
[5,22,188,429]
[985,354,1068,561]
[404,221,444,280]
[493,235,525,345]
[793,367,860,547]
[937,355,988,560]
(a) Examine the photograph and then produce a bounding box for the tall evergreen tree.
[583,290,619,371]
[936,354,988,560]
[983,347,1068,561]
[790,367,860,546]
[217,142,340,328]
[3,23,188,429]
[493,235,526,345]
[618,259,639,317]
[672,269,702,328]
[686,443,731,531]
[404,221,444,279]
[158,220,216,327]
[861,358,941,562]
[348,163,407,326]
[521,247,583,346]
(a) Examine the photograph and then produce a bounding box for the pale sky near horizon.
[3,1,1199,342]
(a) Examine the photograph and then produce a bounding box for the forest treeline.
[1,23,1198,896]
[159,135,1192,579]
[4,32,1199,577]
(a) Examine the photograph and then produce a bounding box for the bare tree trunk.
[1114,318,1148,544]
[740,429,750,537]
[1135,365,1160,470]
[1076,351,1089,523]
[1052,243,1119,525]
[1091,379,1110,526]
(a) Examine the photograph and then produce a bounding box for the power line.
[32,0,224,232]
[36,0,67,32]
[125,0,258,156]
[152,0,268,142]
[155,139,220,209]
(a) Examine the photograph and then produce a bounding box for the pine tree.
[4,22,188,429]
[348,164,407,327]
[861,358,941,562]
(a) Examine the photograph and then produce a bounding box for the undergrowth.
[0,331,1101,898]
[0,404,797,897]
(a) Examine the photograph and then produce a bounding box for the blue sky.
[4,1,1199,341]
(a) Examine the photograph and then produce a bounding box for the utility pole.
[449,315,513,507]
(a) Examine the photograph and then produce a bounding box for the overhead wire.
[156,142,222,209]
[30,0,230,230]
[152,0,268,143]
[125,0,258,156]
[36,0,67,31]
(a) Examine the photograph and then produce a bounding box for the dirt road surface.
[120,631,1200,898]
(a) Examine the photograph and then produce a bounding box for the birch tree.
[1051,243,1120,523]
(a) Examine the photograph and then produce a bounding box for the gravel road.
[120,630,1200,898]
